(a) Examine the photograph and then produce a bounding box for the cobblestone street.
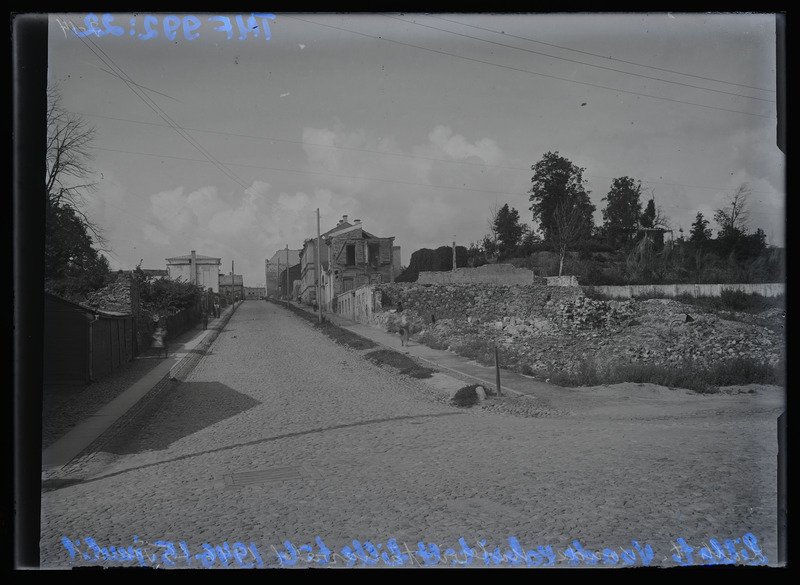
[39,301,781,569]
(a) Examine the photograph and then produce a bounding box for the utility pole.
[277,255,281,300]
[452,236,457,272]
[265,258,268,299]
[316,208,323,322]
[285,244,289,306]
[231,260,235,304]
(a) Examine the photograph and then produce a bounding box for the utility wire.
[429,14,776,94]
[72,31,251,190]
[390,14,775,104]
[283,14,774,119]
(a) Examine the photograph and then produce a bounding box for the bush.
[136,272,202,315]
[450,384,482,408]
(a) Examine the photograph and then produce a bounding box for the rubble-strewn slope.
[388,292,785,381]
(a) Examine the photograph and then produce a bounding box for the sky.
[45,12,785,289]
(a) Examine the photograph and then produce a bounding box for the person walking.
[151,316,169,359]
[203,310,209,331]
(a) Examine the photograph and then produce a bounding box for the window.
[346,244,356,266]
[368,243,380,268]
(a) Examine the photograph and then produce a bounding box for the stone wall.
[371,282,583,328]
[416,264,545,286]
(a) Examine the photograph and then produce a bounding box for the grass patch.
[276,299,377,350]
[546,356,785,393]
[674,291,784,314]
[365,349,437,379]
[449,335,498,367]
[316,320,378,350]
[586,288,785,315]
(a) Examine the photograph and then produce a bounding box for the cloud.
[142,223,171,246]
[425,125,504,166]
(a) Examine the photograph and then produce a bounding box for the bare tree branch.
[46,85,106,248]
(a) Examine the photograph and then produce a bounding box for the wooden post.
[285,245,289,306]
[494,346,502,396]
[316,208,322,323]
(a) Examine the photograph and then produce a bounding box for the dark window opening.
[346,244,356,266]
[368,243,380,268]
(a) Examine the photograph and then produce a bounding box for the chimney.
[343,215,348,223]
[354,219,361,224]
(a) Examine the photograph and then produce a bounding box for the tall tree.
[714,183,751,240]
[640,197,656,229]
[602,176,643,248]
[528,151,594,242]
[46,85,103,241]
[493,203,527,259]
[689,212,712,244]
[552,196,591,276]
[45,204,110,298]
[45,86,108,299]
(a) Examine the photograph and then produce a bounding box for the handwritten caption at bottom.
[61,533,768,568]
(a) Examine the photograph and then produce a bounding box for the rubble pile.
[83,273,135,314]
[550,296,638,333]
[411,295,785,380]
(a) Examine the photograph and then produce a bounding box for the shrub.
[450,384,482,408]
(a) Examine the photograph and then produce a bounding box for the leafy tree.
[689,212,712,244]
[45,203,110,299]
[517,229,542,257]
[640,198,656,229]
[528,151,595,242]
[44,86,109,301]
[395,246,468,282]
[602,176,643,248]
[135,270,203,315]
[493,203,527,259]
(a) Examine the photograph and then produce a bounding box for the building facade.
[244,286,266,300]
[166,251,221,292]
[266,249,301,298]
[298,215,398,310]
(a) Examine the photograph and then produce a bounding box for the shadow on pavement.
[101,381,261,455]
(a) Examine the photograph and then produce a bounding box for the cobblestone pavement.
[39,301,782,569]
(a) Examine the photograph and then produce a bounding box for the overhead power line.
[429,14,776,94]
[71,30,251,190]
[390,14,775,104]
[283,14,774,120]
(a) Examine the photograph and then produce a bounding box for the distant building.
[278,264,301,300]
[219,274,244,301]
[166,251,222,292]
[244,286,265,300]
[266,249,301,298]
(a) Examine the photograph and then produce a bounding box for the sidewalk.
[41,304,239,474]
[286,301,557,400]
